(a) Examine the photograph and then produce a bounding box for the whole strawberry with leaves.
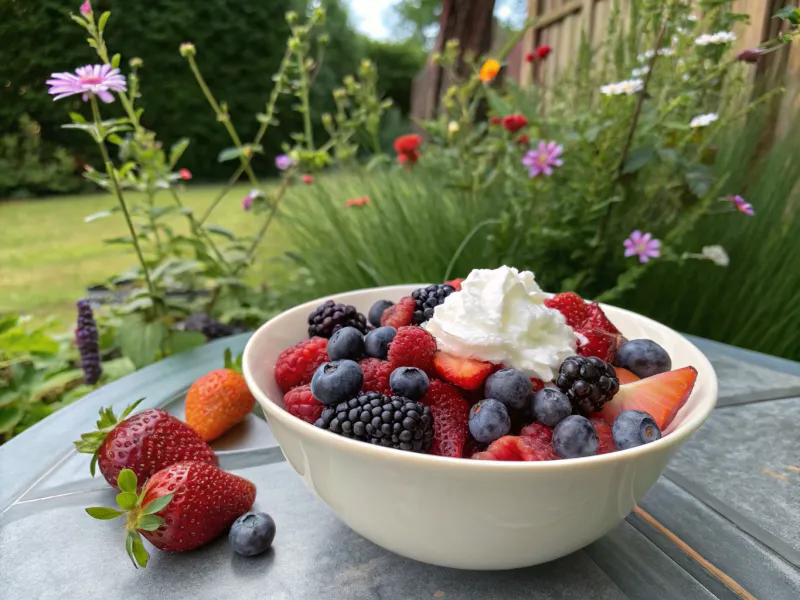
[74,399,218,490]
[87,463,256,568]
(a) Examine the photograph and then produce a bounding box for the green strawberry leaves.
[223,348,244,374]
[73,398,145,476]
[85,469,174,569]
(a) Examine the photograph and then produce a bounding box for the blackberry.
[410,284,455,324]
[76,300,102,385]
[556,355,619,415]
[315,391,434,452]
[308,300,369,338]
[181,312,235,340]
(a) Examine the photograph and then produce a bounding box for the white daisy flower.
[695,31,736,46]
[689,113,719,128]
[600,78,644,96]
[631,65,650,78]
[701,245,729,267]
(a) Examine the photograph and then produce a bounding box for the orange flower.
[345,197,370,208]
[479,59,500,82]
[179,168,192,180]
[302,174,314,185]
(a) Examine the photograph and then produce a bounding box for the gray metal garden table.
[2,333,800,599]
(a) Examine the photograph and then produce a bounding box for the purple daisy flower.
[522,141,564,178]
[275,154,294,171]
[623,230,661,263]
[729,194,755,216]
[46,64,127,103]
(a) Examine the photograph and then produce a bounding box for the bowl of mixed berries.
[242,266,716,569]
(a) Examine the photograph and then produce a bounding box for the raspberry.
[380,296,415,328]
[590,417,615,454]
[444,278,463,291]
[472,435,557,461]
[517,436,559,461]
[530,378,545,393]
[544,292,590,329]
[283,385,323,424]
[583,303,621,334]
[420,379,469,458]
[520,422,553,445]
[387,326,437,373]
[359,358,393,395]
[274,337,329,392]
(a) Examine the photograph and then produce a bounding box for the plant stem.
[242,173,294,272]
[146,191,163,259]
[198,163,247,225]
[444,219,500,281]
[296,50,315,150]
[166,187,232,274]
[90,97,159,308]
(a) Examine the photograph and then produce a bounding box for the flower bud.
[179,42,196,58]
[322,113,333,127]
[285,10,298,24]
[319,34,330,46]
[129,57,143,68]
[80,1,92,16]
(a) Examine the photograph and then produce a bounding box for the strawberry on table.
[599,366,697,430]
[86,462,256,568]
[185,349,255,442]
[432,351,494,391]
[74,399,217,490]
[274,336,329,392]
[420,379,470,458]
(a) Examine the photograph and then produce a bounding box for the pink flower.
[728,194,754,216]
[46,64,126,103]
[179,169,192,180]
[275,154,293,171]
[624,231,661,263]
[242,192,255,211]
[80,1,92,15]
[302,174,314,185]
[522,141,564,178]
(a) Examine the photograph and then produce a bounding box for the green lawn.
[0,184,292,324]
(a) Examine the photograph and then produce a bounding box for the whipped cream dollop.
[425,266,577,380]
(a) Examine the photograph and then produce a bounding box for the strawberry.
[274,336,329,392]
[86,462,255,568]
[380,296,415,328]
[520,421,553,445]
[185,350,255,441]
[599,366,698,430]
[544,292,590,328]
[387,326,437,373]
[432,351,494,391]
[590,417,615,454]
[576,328,623,363]
[530,377,546,392]
[74,399,217,490]
[445,278,464,291]
[614,367,640,385]
[472,435,557,461]
[283,384,323,424]
[583,302,621,335]
[519,422,559,459]
[420,379,470,458]
[359,358,393,394]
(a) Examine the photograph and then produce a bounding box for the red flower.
[179,168,192,180]
[394,134,421,155]
[345,197,370,208]
[302,174,314,185]
[525,51,536,63]
[397,150,420,165]
[517,134,530,146]
[502,114,528,133]
[537,45,552,61]
[490,116,502,125]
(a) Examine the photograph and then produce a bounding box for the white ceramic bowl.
[243,285,717,570]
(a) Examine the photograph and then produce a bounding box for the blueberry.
[364,326,396,359]
[531,387,572,427]
[229,512,276,556]
[311,360,363,405]
[614,339,671,379]
[389,367,429,400]
[484,368,532,410]
[612,410,662,450]
[552,415,598,459]
[327,326,365,361]
[368,300,394,328]
[469,399,511,444]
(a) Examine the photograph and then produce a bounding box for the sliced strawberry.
[420,379,470,458]
[599,366,698,430]
[544,292,590,328]
[576,328,623,363]
[445,278,464,291]
[590,417,615,454]
[432,351,494,391]
[614,367,640,385]
[583,302,621,334]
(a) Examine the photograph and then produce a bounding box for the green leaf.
[70,14,91,29]
[205,224,236,240]
[117,469,137,493]
[130,533,150,568]
[0,405,23,433]
[622,147,656,174]
[256,113,271,123]
[169,138,191,167]
[125,532,136,568]
[119,398,144,421]
[85,507,125,520]
[111,53,121,69]
[89,453,99,477]
[0,390,19,408]
[217,146,244,163]
[116,491,138,509]
[69,112,87,125]
[170,331,206,354]
[366,155,390,172]
[142,493,173,515]
[0,328,59,356]
[107,134,124,145]
[685,164,715,198]
[98,11,111,32]
[117,316,167,369]
[104,236,134,245]
[137,515,165,531]
[774,7,800,25]
[149,206,178,220]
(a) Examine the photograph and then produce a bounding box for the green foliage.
[364,39,427,118]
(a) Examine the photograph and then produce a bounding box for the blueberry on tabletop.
[389,367,430,401]
[552,415,598,459]
[612,410,662,450]
[229,512,276,556]
[531,387,572,427]
[310,360,364,405]
[364,326,397,359]
[369,300,394,328]
[613,339,672,379]
[484,368,532,410]
[469,399,511,444]
[327,327,365,361]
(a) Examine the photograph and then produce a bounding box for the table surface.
[2,333,800,600]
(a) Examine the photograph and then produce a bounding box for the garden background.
[1,0,799,441]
